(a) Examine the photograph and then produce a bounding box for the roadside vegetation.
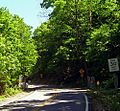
[0,7,38,96]
[89,87,120,111]
[33,0,120,110]
[33,0,120,82]
[0,0,120,110]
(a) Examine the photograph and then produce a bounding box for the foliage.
[5,87,22,96]
[89,88,120,111]
[34,0,120,85]
[101,78,114,89]
[40,0,55,8]
[0,95,5,99]
[0,7,38,94]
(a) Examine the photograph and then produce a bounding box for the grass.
[89,88,120,111]
[0,95,5,99]
[5,87,22,96]
[0,87,23,100]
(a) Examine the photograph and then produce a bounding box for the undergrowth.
[89,88,120,111]
[0,87,22,100]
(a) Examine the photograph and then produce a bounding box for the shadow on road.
[0,84,92,111]
[0,100,44,110]
[24,84,60,92]
[0,90,92,111]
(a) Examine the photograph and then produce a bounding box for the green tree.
[40,0,55,8]
[0,7,38,93]
[34,0,120,85]
[85,0,120,80]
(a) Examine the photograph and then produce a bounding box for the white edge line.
[84,94,89,111]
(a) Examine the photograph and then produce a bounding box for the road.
[0,85,92,111]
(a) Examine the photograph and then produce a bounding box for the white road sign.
[108,58,119,72]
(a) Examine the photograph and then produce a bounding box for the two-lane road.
[0,85,92,111]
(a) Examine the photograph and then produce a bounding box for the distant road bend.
[0,85,92,111]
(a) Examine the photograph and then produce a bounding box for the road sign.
[108,58,119,72]
[40,74,43,78]
[79,69,85,78]
[79,69,85,74]
[19,76,23,83]
[97,81,100,86]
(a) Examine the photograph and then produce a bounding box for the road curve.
[0,85,92,111]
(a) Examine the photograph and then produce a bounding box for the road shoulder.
[0,90,33,107]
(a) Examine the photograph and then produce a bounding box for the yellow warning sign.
[79,69,85,74]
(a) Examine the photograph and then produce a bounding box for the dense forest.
[33,0,120,86]
[0,7,38,94]
[0,0,120,95]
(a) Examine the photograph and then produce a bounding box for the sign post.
[19,76,23,88]
[108,58,119,88]
[40,74,43,79]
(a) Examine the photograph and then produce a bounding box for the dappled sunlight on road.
[0,85,91,111]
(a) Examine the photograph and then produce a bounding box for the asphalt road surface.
[0,85,92,111]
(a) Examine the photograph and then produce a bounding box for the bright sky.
[0,0,50,31]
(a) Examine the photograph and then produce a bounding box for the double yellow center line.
[31,93,58,111]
